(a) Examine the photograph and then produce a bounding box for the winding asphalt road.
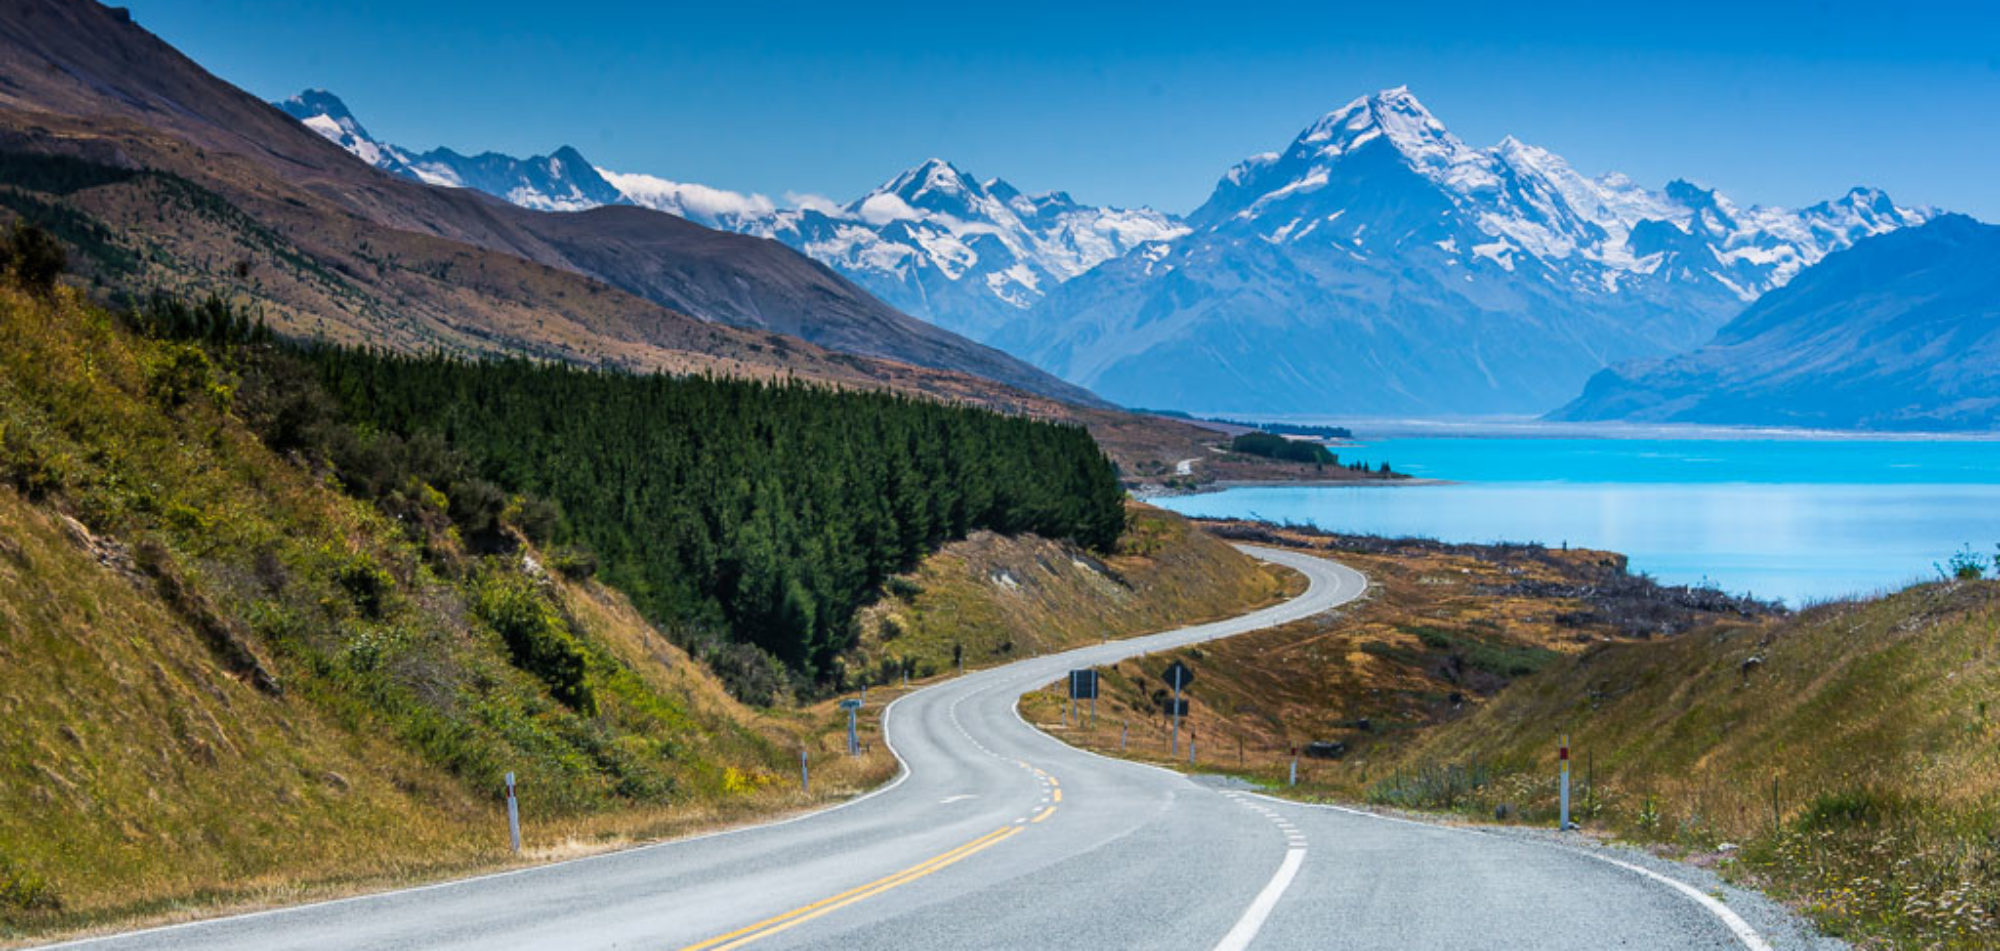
[57,546,1786,950]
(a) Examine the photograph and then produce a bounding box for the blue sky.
[128,0,2000,219]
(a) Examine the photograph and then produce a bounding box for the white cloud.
[856,192,921,226]
[596,167,776,224]
[785,191,842,215]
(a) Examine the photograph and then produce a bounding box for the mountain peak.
[280,88,354,122]
[888,158,974,196]
[1296,86,1464,171]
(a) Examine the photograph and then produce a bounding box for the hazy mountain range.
[278,91,1183,341]
[280,86,1938,418]
[0,0,1106,418]
[1552,214,2000,431]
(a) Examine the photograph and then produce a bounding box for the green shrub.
[0,221,66,295]
[1799,787,1904,831]
[0,854,59,913]
[473,574,595,714]
[1228,431,1337,466]
[336,555,395,619]
[548,545,598,581]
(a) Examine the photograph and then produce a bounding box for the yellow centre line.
[675,825,1021,951]
[1052,788,1062,803]
[1030,805,1057,823]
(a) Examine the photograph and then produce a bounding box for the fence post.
[1559,734,1572,831]
[505,771,521,853]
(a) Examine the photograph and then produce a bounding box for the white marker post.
[1120,721,1128,752]
[800,749,810,794]
[1290,749,1298,787]
[504,772,521,853]
[1558,734,1572,831]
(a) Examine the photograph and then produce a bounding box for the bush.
[548,546,598,581]
[473,574,595,714]
[1228,431,1337,466]
[336,555,395,619]
[1799,787,1904,831]
[0,418,69,500]
[1939,545,1989,581]
[704,641,789,707]
[0,854,59,913]
[0,221,66,295]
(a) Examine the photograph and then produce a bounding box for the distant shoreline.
[1226,416,2000,443]
[1135,476,1451,500]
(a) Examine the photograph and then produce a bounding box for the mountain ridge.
[275,90,1186,341]
[1549,214,2000,431]
[1003,87,1936,415]
[277,85,1940,417]
[0,1,1098,408]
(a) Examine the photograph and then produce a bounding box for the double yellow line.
[676,825,1022,951]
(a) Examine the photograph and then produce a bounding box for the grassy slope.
[1024,524,1999,948]
[1375,581,2000,948]
[1019,532,1706,773]
[0,283,895,937]
[848,504,1294,681]
[0,284,1286,937]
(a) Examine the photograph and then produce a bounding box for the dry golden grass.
[849,504,1293,682]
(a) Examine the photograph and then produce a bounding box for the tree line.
[302,348,1127,682]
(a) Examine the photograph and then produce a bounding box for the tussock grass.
[849,504,1293,681]
[1363,580,2000,947]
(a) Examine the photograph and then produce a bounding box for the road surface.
[57,546,1792,950]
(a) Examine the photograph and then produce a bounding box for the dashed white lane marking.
[1214,792,1308,951]
[939,795,977,804]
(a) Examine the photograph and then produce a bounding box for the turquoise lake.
[1153,436,2000,605]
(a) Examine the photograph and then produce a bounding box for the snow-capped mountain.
[1003,87,1935,415]
[277,90,624,211]
[605,158,1184,339]
[276,90,1180,340]
[1552,215,2000,431]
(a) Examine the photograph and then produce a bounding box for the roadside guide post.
[1163,660,1194,755]
[1120,720,1128,752]
[1559,734,1573,830]
[841,698,863,756]
[800,749,810,793]
[1290,748,1299,787]
[504,771,521,853]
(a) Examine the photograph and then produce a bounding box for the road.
[58,546,1787,950]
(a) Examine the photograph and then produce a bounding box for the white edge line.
[40,694,919,950]
[1211,847,1306,951]
[1243,794,1774,951]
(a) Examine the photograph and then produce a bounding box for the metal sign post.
[504,771,521,853]
[841,698,863,756]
